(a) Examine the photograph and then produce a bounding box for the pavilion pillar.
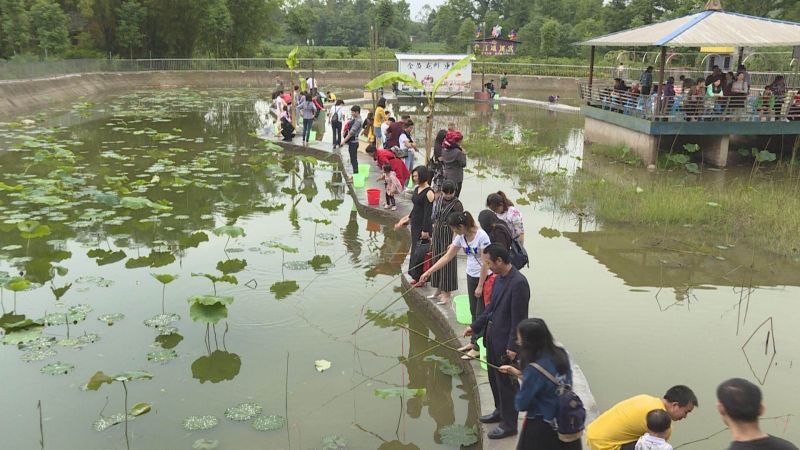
[736,47,744,69]
[655,46,667,116]
[588,46,596,103]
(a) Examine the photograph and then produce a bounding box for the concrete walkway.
[263,124,598,449]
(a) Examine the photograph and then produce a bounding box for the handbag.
[409,238,431,283]
[510,237,529,270]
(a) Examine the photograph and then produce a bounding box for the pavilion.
[576,0,800,166]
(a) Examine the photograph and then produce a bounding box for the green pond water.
[1,89,798,449]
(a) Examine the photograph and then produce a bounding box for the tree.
[284,4,318,43]
[539,18,565,57]
[199,0,231,56]
[116,0,146,58]
[517,18,544,57]
[1,0,31,55]
[30,0,69,57]
[455,18,476,53]
[227,0,280,56]
[375,0,395,29]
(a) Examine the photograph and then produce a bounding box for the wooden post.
[655,46,667,117]
[736,47,744,70]
[588,45,596,102]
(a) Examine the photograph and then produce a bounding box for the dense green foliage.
[0,0,799,60]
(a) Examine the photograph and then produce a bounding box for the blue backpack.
[530,362,586,443]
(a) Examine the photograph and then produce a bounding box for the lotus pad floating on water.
[183,415,218,431]
[440,424,479,446]
[40,361,75,375]
[93,413,134,432]
[192,439,220,450]
[21,348,57,362]
[97,313,125,325]
[251,414,285,431]
[283,260,310,270]
[224,402,262,421]
[144,313,180,328]
[146,349,177,363]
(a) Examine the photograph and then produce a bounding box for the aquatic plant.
[5,277,31,313]
[373,388,425,399]
[85,371,153,449]
[439,424,479,446]
[213,225,245,250]
[151,273,178,314]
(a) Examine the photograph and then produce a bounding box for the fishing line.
[395,323,502,370]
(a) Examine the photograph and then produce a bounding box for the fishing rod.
[394,323,502,371]
[320,334,462,407]
[352,246,450,335]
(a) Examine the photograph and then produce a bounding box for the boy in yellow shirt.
[587,385,698,450]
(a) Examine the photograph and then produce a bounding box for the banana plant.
[364,55,474,162]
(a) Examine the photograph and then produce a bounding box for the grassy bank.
[468,132,800,256]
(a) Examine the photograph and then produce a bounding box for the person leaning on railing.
[789,91,800,122]
[730,73,749,111]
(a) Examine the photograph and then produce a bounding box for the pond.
[1,88,798,449]
[0,89,475,450]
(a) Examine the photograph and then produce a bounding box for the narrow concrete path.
[262,118,597,450]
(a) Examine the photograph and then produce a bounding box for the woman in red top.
[366,144,409,188]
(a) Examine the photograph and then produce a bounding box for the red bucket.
[366,188,381,206]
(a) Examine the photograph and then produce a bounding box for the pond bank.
[267,132,598,449]
[0,70,580,119]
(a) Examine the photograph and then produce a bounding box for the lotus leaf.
[113,371,154,382]
[129,402,151,417]
[321,435,347,449]
[18,221,51,239]
[314,359,332,372]
[283,260,310,270]
[179,232,209,249]
[309,255,333,271]
[40,361,75,375]
[97,313,125,325]
[120,196,172,211]
[189,303,228,325]
[317,233,336,241]
[146,349,178,363]
[93,413,134,432]
[216,259,247,274]
[143,313,180,328]
[0,181,23,191]
[423,355,463,376]
[18,335,55,350]
[364,310,408,330]
[192,438,220,450]
[6,277,31,292]
[187,295,234,306]
[373,388,426,399]
[439,424,479,446]
[251,415,286,431]
[191,350,241,384]
[155,332,183,349]
[224,402,262,421]
[320,199,343,211]
[270,280,299,300]
[1,326,44,345]
[0,313,37,332]
[77,333,100,345]
[377,441,419,450]
[183,415,218,431]
[50,283,72,300]
[21,348,57,362]
[151,273,178,284]
[538,227,562,239]
[213,225,245,238]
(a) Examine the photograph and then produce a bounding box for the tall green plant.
[364,55,474,161]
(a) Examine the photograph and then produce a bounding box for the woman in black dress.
[430,180,463,305]
[394,165,435,282]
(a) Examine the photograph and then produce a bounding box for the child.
[757,85,775,121]
[377,163,401,210]
[635,409,673,450]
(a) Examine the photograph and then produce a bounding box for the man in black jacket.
[463,244,529,439]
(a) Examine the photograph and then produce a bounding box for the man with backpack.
[587,385,698,450]
[463,244,530,439]
[328,99,345,148]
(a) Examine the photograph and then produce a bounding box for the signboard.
[395,53,472,94]
[473,38,519,56]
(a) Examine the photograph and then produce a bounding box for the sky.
[408,0,444,20]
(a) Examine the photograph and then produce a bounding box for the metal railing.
[1,58,798,87]
[579,83,800,122]
[0,58,397,81]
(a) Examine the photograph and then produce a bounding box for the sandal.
[457,343,474,352]
[391,206,397,211]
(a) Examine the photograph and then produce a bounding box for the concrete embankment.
[0,70,580,119]
[268,129,597,449]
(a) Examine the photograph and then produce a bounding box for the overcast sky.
[408,0,444,20]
